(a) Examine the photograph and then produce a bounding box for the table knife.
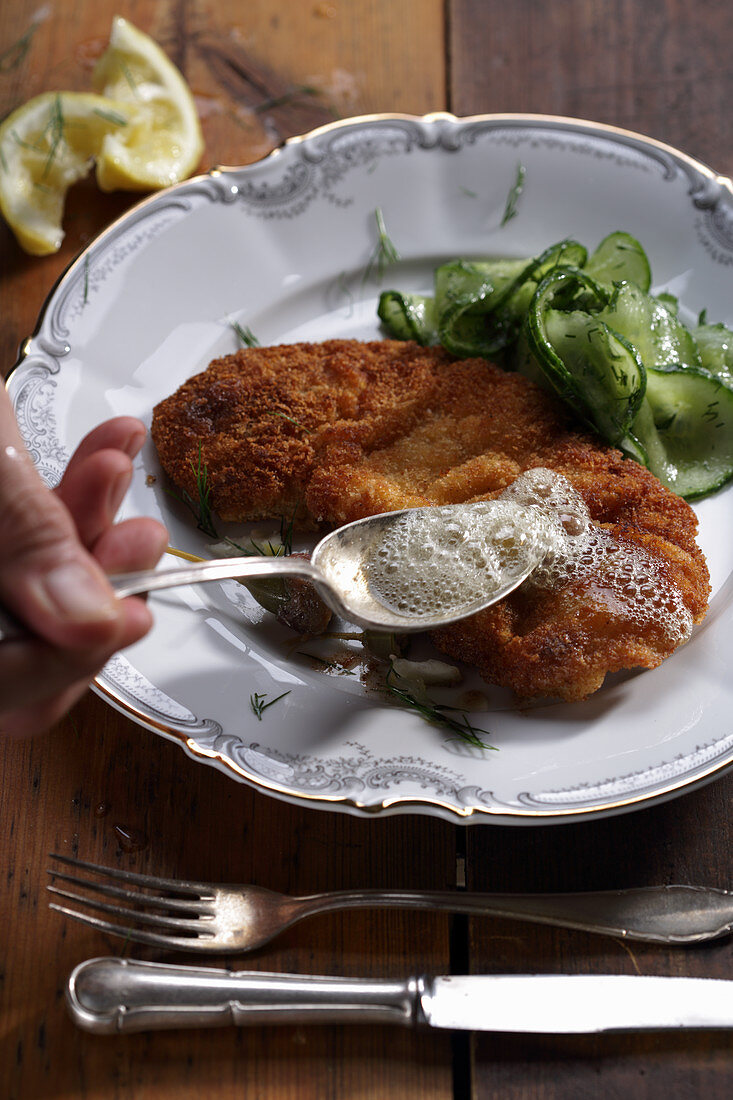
[67,957,733,1034]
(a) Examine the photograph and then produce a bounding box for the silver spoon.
[0,501,544,641]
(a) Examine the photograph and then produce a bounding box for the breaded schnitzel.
[152,339,710,701]
[152,340,455,523]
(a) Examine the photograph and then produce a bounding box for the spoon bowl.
[310,503,545,630]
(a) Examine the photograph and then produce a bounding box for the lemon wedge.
[92,16,204,191]
[0,91,135,255]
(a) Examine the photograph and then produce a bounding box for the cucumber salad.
[378,232,733,500]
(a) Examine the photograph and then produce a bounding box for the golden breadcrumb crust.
[152,340,710,700]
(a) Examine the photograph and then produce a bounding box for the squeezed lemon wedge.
[92,15,204,192]
[0,91,135,255]
[0,18,203,254]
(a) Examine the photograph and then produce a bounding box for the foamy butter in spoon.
[365,492,554,620]
[366,467,693,644]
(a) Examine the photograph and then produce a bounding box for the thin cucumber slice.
[435,258,526,312]
[437,299,504,357]
[434,259,525,356]
[693,320,733,384]
[584,231,652,292]
[492,239,588,331]
[378,291,437,345]
[632,366,733,498]
[508,323,549,385]
[543,310,646,443]
[435,241,588,358]
[525,268,645,444]
[618,429,650,466]
[599,282,701,371]
[626,400,671,482]
[655,291,679,316]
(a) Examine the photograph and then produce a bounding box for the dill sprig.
[223,504,297,559]
[10,95,66,187]
[120,60,142,99]
[224,534,282,558]
[232,320,260,347]
[165,443,219,539]
[11,130,42,152]
[336,270,355,314]
[40,93,65,182]
[265,410,312,434]
[93,106,129,127]
[501,162,526,227]
[364,207,400,283]
[250,690,291,719]
[0,21,39,73]
[220,535,283,559]
[278,507,296,555]
[384,663,495,749]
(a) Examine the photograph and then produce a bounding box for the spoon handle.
[0,556,324,644]
[108,555,321,599]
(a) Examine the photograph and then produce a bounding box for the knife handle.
[67,957,422,1034]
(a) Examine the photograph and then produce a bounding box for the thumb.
[0,394,121,647]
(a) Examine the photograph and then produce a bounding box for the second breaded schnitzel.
[152,339,710,701]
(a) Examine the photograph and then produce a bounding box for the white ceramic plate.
[8,113,733,823]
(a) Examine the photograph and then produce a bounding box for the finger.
[65,416,147,467]
[0,454,121,646]
[56,417,149,548]
[0,387,129,642]
[92,517,169,575]
[0,598,153,735]
[0,388,122,648]
[54,447,134,549]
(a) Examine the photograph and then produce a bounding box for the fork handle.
[68,957,418,1034]
[293,884,733,944]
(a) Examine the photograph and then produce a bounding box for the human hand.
[0,384,168,736]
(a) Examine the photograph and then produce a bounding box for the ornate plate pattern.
[7,113,733,823]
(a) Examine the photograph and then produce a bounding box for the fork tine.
[46,885,213,934]
[48,903,208,951]
[45,870,213,914]
[48,853,211,896]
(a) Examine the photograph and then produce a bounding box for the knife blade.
[67,957,733,1035]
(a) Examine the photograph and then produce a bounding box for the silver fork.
[47,854,733,953]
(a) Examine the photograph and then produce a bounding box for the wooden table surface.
[1,1,732,1096]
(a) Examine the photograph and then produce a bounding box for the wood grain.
[2,1,733,1097]
[450,0,733,174]
[1,693,457,1099]
[466,780,733,1097]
